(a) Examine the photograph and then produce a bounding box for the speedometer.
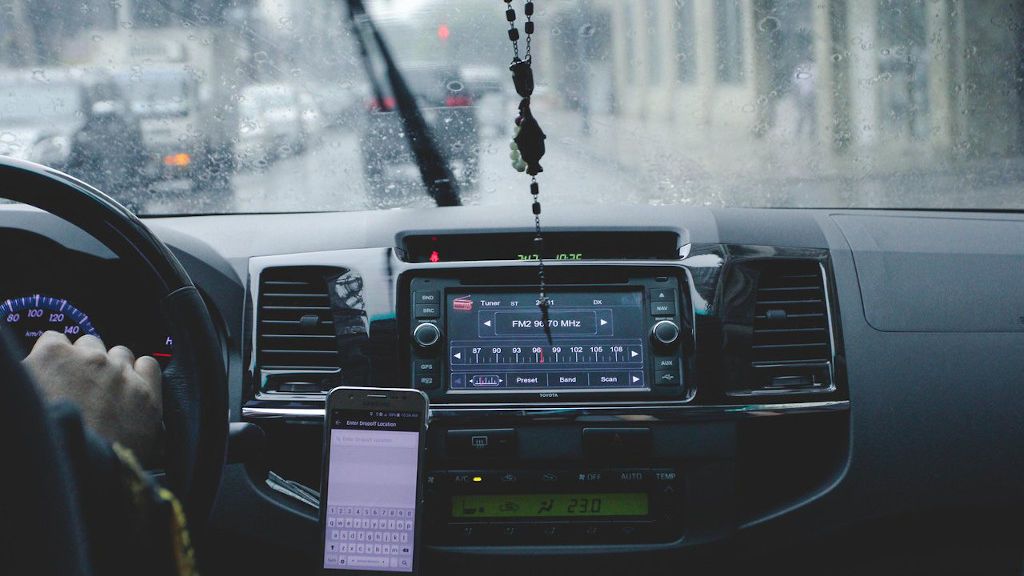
[0,294,99,345]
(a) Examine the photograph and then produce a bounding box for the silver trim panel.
[243,399,849,421]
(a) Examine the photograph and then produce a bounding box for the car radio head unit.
[445,289,648,393]
[403,269,693,404]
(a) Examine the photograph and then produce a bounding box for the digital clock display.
[451,493,648,518]
[516,253,583,261]
[402,232,680,263]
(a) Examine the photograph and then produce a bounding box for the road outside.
[140,98,1024,216]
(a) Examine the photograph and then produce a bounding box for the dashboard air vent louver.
[257,266,342,393]
[749,261,833,393]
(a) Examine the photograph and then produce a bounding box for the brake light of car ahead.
[162,153,191,167]
[368,97,396,112]
[444,95,473,107]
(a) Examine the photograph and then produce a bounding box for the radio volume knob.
[651,320,680,347]
[412,322,442,348]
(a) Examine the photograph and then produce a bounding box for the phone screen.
[322,408,423,572]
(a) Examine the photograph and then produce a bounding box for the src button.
[412,322,441,348]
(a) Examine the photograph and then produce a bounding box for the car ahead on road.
[237,83,307,167]
[113,67,231,192]
[0,69,107,169]
[360,63,479,206]
[0,68,148,202]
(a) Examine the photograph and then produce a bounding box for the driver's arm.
[23,331,196,576]
[24,331,163,465]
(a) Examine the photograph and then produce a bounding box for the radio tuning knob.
[651,320,680,347]
[412,322,442,348]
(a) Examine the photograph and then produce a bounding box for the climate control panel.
[424,467,684,546]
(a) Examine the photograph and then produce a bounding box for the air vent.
[748,261,832,393]
[257,266,343,393]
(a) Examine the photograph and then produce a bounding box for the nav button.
[650,300,676,316]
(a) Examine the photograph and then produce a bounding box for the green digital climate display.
[451,493,649,519]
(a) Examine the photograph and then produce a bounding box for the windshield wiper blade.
[344,0,461,207]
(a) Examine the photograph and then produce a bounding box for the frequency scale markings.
[450,341,643,366]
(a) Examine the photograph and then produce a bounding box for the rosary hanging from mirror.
[502,0,551,332]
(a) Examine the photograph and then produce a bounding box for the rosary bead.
[508,27,520,42]
[532,201,541,215]
[506,8,515,21]
[525,1,534,16]
[524,21,534,34]
[530,181,539,195]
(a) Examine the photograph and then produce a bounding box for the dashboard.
[4,203,1024,574]
[0,225,173,362]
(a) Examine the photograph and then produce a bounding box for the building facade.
[541,0,1024,181]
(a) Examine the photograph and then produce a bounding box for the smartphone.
[319,387,429,574]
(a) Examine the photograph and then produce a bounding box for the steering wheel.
[0,158,227,566]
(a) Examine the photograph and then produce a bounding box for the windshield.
[0,82,81,124]
[2,0,1022,214]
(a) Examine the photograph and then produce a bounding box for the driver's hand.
[23,331,162,465]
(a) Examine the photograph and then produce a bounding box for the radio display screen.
[445,289,647,392]
[451,493,649,518]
